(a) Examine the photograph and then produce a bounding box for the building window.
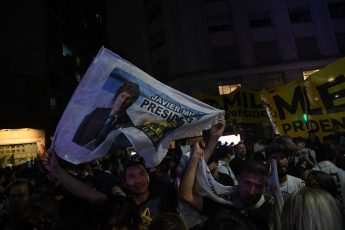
[260,73,283,90]
[212,45,239,70]
[50,96,56,110]
[62,44,72,57]
[248,11,272,28]
[289,9,312,23]
[0,144,38,166]
[218,79,241,95]
[329,2,345,19]
[76,56,81,66]
[295,37,321,58]
[303,69,319,80]
[207,15,232,33]
[254,41,280,63]
[75,73,82,82]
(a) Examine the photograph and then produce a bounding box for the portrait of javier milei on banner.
[52,47,223,167]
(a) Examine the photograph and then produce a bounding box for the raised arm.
[203,119,225,163]
[42,149,107,208]
[178,141,205,212]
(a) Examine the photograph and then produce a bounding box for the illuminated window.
[0,143,38,166]
[76,56,81,66]
[218,80,241,95]
[95,13,102,22]
[50,96,56,110]
[62,44,72,57]
[303,69,319,80]
[75,73,82,82]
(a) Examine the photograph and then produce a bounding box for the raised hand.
[41,149,60,174]
[210,119,225,141]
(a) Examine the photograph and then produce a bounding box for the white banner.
[52,47,223,167]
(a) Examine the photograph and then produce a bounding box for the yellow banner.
[262,57,345,139]
[193,87,269,124]
[261,80,306,137]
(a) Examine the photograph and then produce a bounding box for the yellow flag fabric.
[261,57,345,139]
[303,57,345,140]
[193,57,345,139]
[261,80,306,137]
[193,87,269,124]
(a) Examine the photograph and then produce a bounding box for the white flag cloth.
[268,159,284,230]
[195,154,244,208]
[195,155,281,220]
[52,47,223,167]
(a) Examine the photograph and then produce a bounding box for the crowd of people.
[1,121,345,229]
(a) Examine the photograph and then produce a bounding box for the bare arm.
[42,149,107,208]
[178,142,204,212]
[203,119,225,163]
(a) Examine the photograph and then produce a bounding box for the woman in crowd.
[281,188,343,230]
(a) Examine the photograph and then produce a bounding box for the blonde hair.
[281,188,342,230]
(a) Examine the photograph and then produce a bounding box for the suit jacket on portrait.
[72,108,133,148]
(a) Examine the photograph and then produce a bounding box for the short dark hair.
[123,159,147,176]
[308,170,338,197]
[7,179,34,197]
[265,143,289,160]
[239,160,268,178]
[113,82,140,104]
[215,145,231,160]
[99,195,140,230]
[207,153,218,165]
[234,142,245,151]
[150,213,186,230]
[202,209,254,230]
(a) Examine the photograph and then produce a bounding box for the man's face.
[295,142,305,151]
[269,153,288,177]
[112,91,134,115]
[286,140,296,151]
[124,165,149,196]
[8,183,29,211]
[237,172,266,206]
[236,144,246,158]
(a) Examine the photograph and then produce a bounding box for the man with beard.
[266,143,305,201]
[179,142,272,230]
